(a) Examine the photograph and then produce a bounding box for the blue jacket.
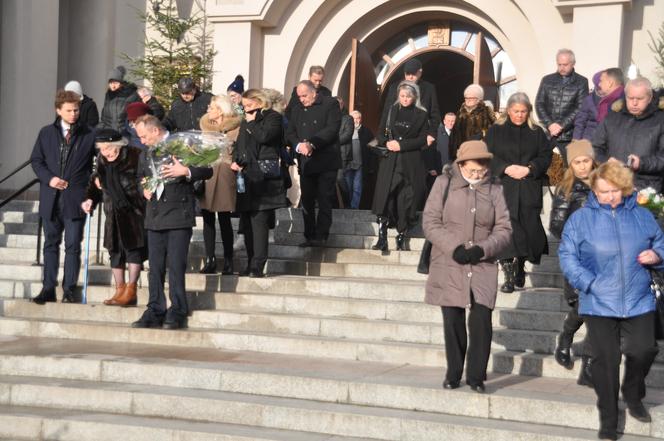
[559,192,664,318]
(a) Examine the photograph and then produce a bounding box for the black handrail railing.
[0,159,31,186]
[0,178,39,210]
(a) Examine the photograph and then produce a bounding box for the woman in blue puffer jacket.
[559,161,664,440]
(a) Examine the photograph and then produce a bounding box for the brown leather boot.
[109,282,137,307]
[104,283,126,305]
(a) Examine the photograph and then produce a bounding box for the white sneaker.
[233,235,245,251]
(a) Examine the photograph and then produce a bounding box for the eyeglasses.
[462,166,488,177]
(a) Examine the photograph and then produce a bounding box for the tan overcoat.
[198,113,242,212]
[423,165,512,310]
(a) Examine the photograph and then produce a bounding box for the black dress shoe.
[443,380,461,390]
[298,240,314,248]
[627,401,651,422]
[249,270,265,278]
[597,428,618,440]
[131,311,164,328]
[62,290,77,303]
[221,259,234,275]
[199,256,217,274]
[162,318,187,330]
[468,382,486,393]
[554,345,574,370]
[32,288,56,305]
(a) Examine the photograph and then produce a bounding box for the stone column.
[571,4,625,76]
[210,20,262,93]
[0,0,60,190]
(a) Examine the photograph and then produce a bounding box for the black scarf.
[104,155,132,210]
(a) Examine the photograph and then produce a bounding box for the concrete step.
[0,338,661,439]
[0,405,378,441]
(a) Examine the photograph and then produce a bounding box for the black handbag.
[650,269,664,340]
[258,159,281,179]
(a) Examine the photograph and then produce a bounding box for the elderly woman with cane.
[559,162,664,440]
[423,140,512,393]
[81,128,146,306]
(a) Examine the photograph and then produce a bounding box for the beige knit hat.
[455,140,493,163]
[566,139,595,165]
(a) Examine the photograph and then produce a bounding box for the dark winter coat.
[85,146,145,252]
[382,80,440,138]
[285,94,342,175]
[423,124,453,173]
[164,91,213,132]
[371,103,428,215]
[549,179,591,239]
[573,88,624,141]
[143,158,213,231]
[593,97,664,190]
[535,70,589,142]
[486,119,552,263]
[145,96,166,121]
[342,125,375,172]
[100,84,140,133]
[559,192,664,318]
[30,119,96,220]
[79,95,99,128]
[285,85,332,121]
[423,165,512,310]
[338,114,354,169]
[234,108,288,212]
[451,102,495,159]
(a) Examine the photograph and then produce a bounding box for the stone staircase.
[0,200,662,440]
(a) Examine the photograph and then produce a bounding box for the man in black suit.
[30,90,96,304]
[285,80,341,246]
[132,115,212,330]
[285,65,332,121]
[423,112,456,190]
[382,58,440,147]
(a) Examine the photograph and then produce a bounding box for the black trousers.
[300,170,337,240]
[201,209,233,259]
[584,312,658,431]
[42,195,85,291]
[241,209,273,273]
[146,228,192,320]
[441,299,493,386]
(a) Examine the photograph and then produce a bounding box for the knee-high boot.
[372,217,388,252]
[500,259,516,293]
[515,257,526,288]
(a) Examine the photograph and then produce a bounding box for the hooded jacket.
[559,192,664,318]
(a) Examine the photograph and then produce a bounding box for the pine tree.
[648,21,664,85]
[123,0,216,110]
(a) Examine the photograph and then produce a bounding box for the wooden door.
[349,38,380,134]
[473,32,498,110]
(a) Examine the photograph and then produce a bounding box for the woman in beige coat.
[198,95,242,274]
[423,140,512,393]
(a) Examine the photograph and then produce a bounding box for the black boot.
[515,257,526,288]
[500,259,516,293]
[395,232,408,251]
[199,256,217,274]
[554,334,574,369]
[371,218,388,251]
[33,287,56,305]
[417,240,432,274]
[221,257,234,275]
[577,356,593,387]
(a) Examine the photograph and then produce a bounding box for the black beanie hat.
[227,75,245,94]
[403,58,422,74]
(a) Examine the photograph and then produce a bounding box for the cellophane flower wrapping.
[142,131,226,198]
[637,187,664,230]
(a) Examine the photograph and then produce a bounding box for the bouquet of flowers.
[143,131,227,198]
[636,187,664,222]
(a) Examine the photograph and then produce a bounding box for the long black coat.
[535,70,589,143]
[234,108,288,212]
[382,80,440,138]
[86,146,145,252]
[285,94,341,175]
[80,95,99,128]
[486,120,552,263]
[371,104,429,215]
[164,91,213,132]
[30,119,96,220]
[285,85,332,121]
[100,84,140,133]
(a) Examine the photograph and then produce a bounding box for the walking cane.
[82,212,92,305]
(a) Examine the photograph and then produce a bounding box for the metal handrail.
[0,159,31,186]
[0,178,39,210]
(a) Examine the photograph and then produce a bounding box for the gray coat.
[423,166,512,310]
[593,98,664,190]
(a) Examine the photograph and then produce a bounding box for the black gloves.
[452,245,485,265]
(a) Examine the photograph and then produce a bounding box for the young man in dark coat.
[423,112,456,190]
[285,80,341,246]
[163,77,212,132]
[593,76,664,191]
[30,89,96,304]
[381,58,440,147]
[132,115,213,329]
[535,48,589,158]
[285,65,333,121]
[64,80,99,128]
[99,66,140,133]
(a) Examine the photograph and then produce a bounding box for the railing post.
[33,216,42,266]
